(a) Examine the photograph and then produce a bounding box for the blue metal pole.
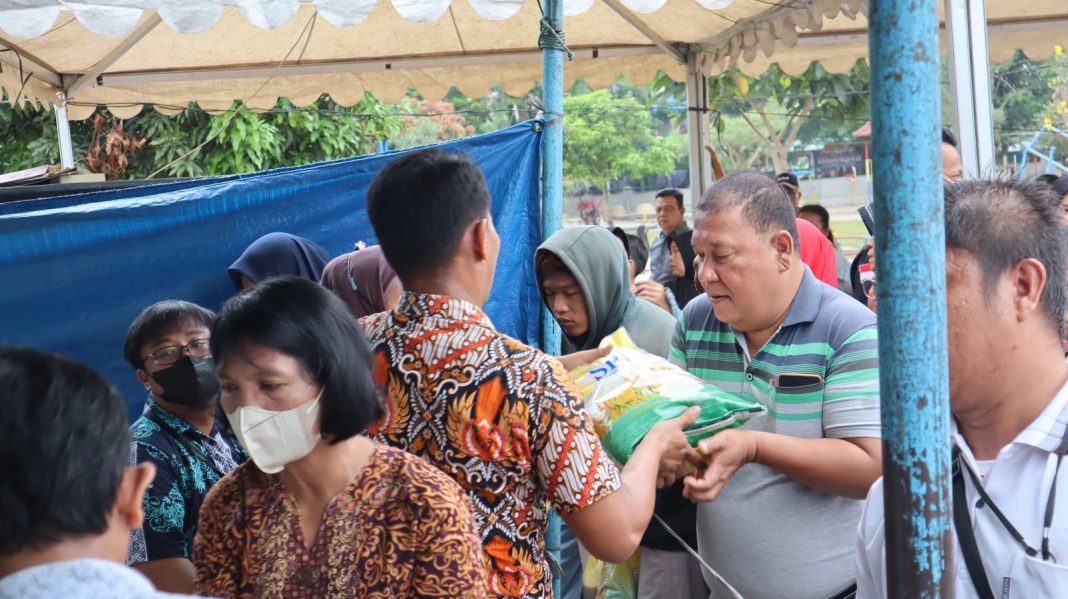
[868,1,953,597]
[541,0,565,596]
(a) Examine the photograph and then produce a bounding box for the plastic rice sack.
[582,550,640,599]
[569,328,765,464]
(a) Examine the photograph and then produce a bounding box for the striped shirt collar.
[780,266,821,329]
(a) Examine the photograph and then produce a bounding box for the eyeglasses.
[142,339,211,367]
[862,278,877,300]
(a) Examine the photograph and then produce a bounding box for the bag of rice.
[569,327,765,464]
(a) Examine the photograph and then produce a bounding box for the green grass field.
[829,216,869,259]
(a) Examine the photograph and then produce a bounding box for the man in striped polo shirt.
[674,172,882,599]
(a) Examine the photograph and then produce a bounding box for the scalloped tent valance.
[0,0,1063,120]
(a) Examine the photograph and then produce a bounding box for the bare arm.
[564,408,701,563]
[683,429,882,502]
[132,558,196,594]
[705,144,726,181]
[633,280,673,314]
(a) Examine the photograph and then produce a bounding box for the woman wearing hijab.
[320,245,402,319]
[667,230,700,308]
[227,232,330,290]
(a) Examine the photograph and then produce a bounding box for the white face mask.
[226,388,323,474]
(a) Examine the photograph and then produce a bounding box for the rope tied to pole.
[536,0,573,60]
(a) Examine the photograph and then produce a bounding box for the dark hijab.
[320,245,399,319]
[227,232,329,290]
[669,230,700,308]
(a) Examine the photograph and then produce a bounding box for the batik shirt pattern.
[195,445,487,598]
[363,293,622,599]
[128,397,247,564]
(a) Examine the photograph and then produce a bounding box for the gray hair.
[696,172,799,251]
[944,177,1066,339]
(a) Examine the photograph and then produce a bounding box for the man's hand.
[556,345,611,372]
[682,428,757,503]
[634,280,672,314]
[639,406,703,488]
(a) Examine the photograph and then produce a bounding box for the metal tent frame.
[9,0,1010,594]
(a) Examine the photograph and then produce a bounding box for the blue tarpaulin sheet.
[0,120,544,419]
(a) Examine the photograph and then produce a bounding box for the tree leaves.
[0,94,402,179]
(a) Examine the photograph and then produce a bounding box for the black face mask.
[150,355,220,409]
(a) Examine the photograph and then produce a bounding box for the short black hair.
[798,204,835,244]
[944,178,1066,338]
[366,149,491,283]
[941,127,958,148]
[697,172,799,251]
[627,233,649,275]
[211,277,384,443]
[1036,173,1060,187]
[123,300,216,370]
[0,348,129,554]
[656,188,684,210]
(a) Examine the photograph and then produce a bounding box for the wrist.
[746,430,762,465]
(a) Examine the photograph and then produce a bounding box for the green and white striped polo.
[671,267,881,599]
[670,268,880,440]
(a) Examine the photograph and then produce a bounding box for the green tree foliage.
[707,60,870,172]
[1047,45,1068,132]
[0,102,73,171]
[563,90,680,218]
[711,111,784,172]
[0,93,401,178]
[991,51,1054,146]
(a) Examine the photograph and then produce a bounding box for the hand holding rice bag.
[569,327,765,464]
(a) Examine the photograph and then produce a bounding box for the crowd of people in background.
[3,131,1068,599]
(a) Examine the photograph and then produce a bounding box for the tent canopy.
[0,0,1064,120]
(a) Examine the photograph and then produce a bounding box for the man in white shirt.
[0,348,199,599]
[855,178,1068,598]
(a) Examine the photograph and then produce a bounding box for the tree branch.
[781,97,814,158]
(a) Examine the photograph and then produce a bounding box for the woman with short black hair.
[194,276,487,598]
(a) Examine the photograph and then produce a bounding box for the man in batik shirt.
[362,149,700,599]
[123,300,247,593]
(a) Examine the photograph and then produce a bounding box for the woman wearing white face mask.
[193,276,487,598]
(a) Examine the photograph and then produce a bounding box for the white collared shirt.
[855,379,1068,598]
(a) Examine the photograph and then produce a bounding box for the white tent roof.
[0,0,1064,120]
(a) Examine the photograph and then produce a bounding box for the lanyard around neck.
[954,421,1068,563]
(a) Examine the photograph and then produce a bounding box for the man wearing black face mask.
[122,300,247,594]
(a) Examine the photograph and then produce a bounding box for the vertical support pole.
[541,0,565,595]
[55,93,75,170]
[869,1,953,597]
[686,50,711,211]
[945,0,995,177]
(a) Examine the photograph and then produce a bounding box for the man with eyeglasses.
[649,188,690,287]
[122,300,247,594]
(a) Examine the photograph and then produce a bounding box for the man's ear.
[471,218,490,262]
[116,463,156,530]
[136,368,151,389]
[772,230,795,271]
[1011,257,1047,324]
